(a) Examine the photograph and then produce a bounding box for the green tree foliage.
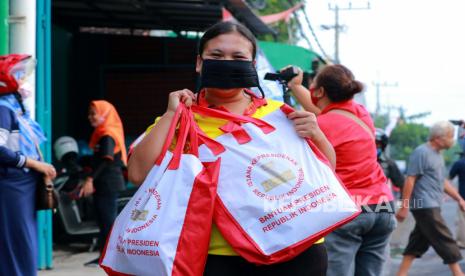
[376,110,459,167]
[250,0,302,43]
[389,123,429,162]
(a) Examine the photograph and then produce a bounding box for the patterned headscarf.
[0,94,46,160]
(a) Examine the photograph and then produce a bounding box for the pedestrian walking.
[396,121,465,276]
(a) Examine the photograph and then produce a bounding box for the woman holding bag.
[287,64,396,276]
[128,22,336,275]
[0,54,56,276]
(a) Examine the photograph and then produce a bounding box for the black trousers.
[94,192,118,252]
[204,243,327,276]
[404,207,462,264]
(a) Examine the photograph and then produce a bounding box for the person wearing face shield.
[127,21,336,275]
[0,54,57,276]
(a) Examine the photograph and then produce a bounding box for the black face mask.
[199,59,264,97]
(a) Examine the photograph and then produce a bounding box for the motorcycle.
[52,136,136,249]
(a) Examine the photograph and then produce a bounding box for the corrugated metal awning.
[52,0,275,35]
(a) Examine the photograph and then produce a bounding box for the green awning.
[258,41,321,73]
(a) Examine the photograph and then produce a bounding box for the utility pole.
[373,81,398,116]
[333,4,340,64]
[324,1,371,64]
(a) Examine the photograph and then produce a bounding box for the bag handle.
[157,104,225,169]
[168,106,192,169]
[155,104,184,166]
[27,129,53,185]
[186,110,225,156]
[191,105,275,134]
[328,109,375,140]
[28,130,55,208]
[169,107,226,168]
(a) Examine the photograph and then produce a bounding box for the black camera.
[264,66,298,84]
[450,120,464,126]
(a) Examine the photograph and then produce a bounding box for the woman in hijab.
[0,54,56,276]
[81,100,127,266]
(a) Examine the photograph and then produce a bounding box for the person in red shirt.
[287,64,396,276]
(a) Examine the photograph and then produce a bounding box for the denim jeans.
[325,212,396,276]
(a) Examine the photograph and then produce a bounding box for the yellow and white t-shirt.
[133,95,323,256]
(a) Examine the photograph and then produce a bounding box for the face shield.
[0,54,35,95]
[9,57,36,84]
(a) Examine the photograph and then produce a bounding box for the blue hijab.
[0,94,46,160]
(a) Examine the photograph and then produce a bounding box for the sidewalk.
[38,244,105,276]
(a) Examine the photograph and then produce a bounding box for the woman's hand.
[79,177,95,198]
[167,89,196,114]
[129,89,196,185]
[288,111,336,167]
[288,110,323,139]
[26,158,57,180]
[280,66,321,115]
[280,65,303,90]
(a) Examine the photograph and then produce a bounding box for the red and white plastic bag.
[100,105,223,276]
[192,104,360,264]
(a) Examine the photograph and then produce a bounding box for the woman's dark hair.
[198,21,257,59]
[314,64,364,102]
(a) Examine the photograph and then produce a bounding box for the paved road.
[385,197,465,276]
